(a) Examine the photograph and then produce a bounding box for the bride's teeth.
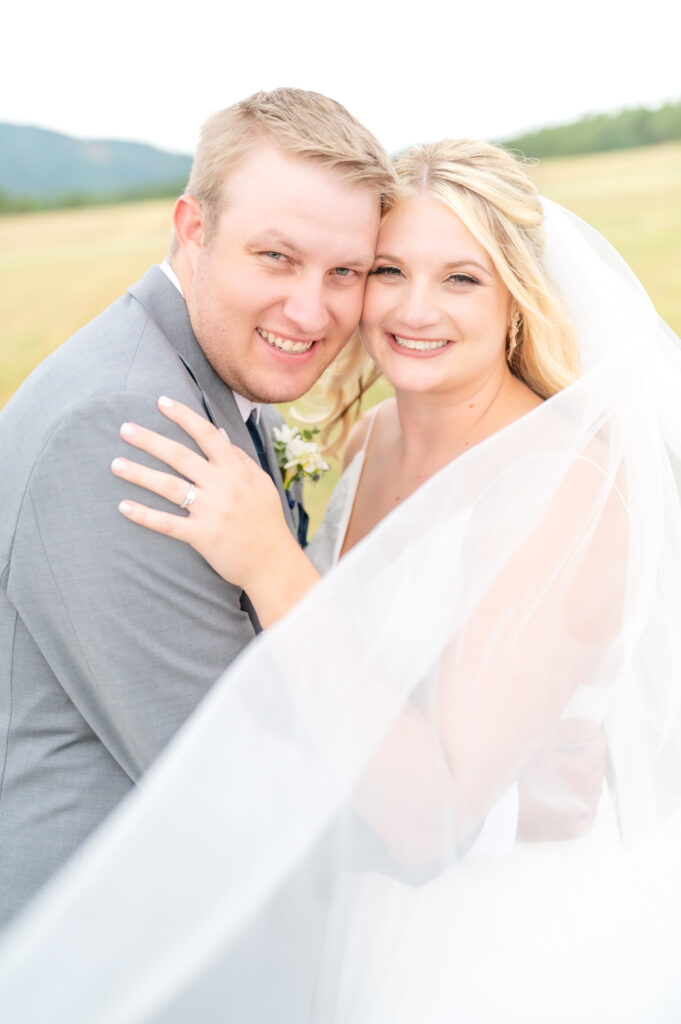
[393,335,449,351]
[257,328,314,353]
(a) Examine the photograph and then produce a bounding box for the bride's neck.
[393,366,525,468]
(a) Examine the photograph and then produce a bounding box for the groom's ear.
[172,195,205,268]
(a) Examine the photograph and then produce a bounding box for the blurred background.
[2,0,679,527]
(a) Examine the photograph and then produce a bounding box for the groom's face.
[182,143,380,403]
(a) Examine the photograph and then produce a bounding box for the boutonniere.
[272,424,330,491]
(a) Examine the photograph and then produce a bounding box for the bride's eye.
[370,266,402,278]
[447,273,478,285]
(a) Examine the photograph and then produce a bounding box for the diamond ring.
[179,483,197,510]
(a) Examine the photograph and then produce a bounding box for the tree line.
[2,99,679,215]
[0,180,186,215]
[502,99,680,159]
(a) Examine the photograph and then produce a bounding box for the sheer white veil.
[1,200,680,1022]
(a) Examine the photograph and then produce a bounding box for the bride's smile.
[360,194,513,400]
[387,332,453,355]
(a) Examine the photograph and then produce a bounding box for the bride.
[1,140,680,1021]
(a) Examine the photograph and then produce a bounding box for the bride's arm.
[436,451,627,824]
[113,399,621,861]
[344,451,625,859]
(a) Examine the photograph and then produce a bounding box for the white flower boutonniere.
[272,424,330,491]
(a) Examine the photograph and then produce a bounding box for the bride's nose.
[394,281,441,331]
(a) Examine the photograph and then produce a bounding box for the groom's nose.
[281,273,332,338]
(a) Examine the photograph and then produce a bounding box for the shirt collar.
[233,392,260,424]
[160,260,260,425]
[159,259,183,296]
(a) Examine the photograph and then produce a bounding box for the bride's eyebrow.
[443,259,491,277]
[373,253,493,278]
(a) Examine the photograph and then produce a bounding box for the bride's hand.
[110,396,295,595]
[516,718,607,842]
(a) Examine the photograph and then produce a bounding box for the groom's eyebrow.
[248,232,302,253]
[249,232,373,269]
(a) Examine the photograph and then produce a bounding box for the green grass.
[2,143,679,531]
[0,199,173,406]
[533,143,681,331]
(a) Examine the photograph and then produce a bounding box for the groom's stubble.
[170,143,382,405]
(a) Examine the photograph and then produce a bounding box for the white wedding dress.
[307,413,624,1023]
[307,445,367,574]
[0,200,680,1023]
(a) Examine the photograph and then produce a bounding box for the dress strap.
[361,403,382,454]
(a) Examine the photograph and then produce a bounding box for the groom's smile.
[170,142,380,404]
[255,326,318,356]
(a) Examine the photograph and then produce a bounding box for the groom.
[0,89,395,924]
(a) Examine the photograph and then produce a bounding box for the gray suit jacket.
[0,267,298,925]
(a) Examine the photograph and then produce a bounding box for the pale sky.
[3,0,679,156]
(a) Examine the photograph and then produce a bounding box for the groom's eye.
[263,251,286,261]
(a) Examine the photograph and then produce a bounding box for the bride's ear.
[172,195,205,269]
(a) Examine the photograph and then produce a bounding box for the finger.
[111,457,197,508]
[120,422,209,482]
[569,806,599,838]
[553,717,601,747]
[118,499,193,541]
[157,396,232,461]
[558,742,607,782]
[563,741,605,771]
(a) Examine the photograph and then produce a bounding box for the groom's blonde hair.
[169,88,396,254]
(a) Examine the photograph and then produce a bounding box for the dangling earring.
[507,309,523,362]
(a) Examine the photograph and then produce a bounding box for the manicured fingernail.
[219,428,229,440]
[119,501,133,515]
[120,423,136,438]
[111,458,128,473]
[158,396,173,408]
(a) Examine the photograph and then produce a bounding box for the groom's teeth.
[257,327,314,353]
[393,335,449,351]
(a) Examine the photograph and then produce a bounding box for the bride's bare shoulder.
[341,399,395,470]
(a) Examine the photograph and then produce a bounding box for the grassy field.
[0,199,174,406]
[533,142,681,331]
[1,142,679,529]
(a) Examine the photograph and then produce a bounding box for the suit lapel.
[128,267,296,536]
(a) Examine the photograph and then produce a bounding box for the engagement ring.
[179,484,197,510]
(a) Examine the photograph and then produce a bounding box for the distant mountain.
[500,99,681,159]
[3,99,679,214]
[0,124,192,208]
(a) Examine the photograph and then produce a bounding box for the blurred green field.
[1,142,679,531]
[533,142,681,331]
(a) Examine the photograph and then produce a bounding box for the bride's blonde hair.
[311,139,579,454]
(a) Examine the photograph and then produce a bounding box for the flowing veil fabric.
[1,201,681,1021]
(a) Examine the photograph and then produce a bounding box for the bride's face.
[360,195,513,398]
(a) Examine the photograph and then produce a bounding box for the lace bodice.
[306,451,365,574]
[306,407,379,574]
